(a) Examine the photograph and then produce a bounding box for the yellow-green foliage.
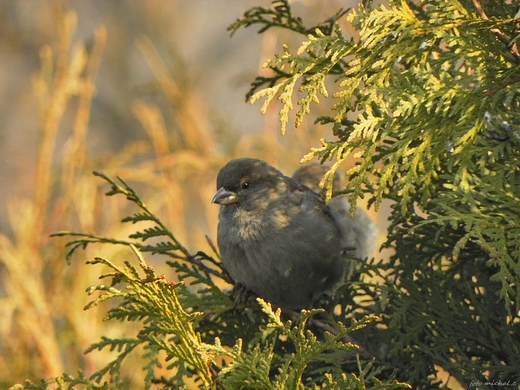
[232,0,520,388]
[10,171,404,389]
[4,0,520,389]
[1,3,385,389]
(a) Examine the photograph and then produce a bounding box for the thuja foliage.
[13,0,520,389]
[230,0,520,388]
[13,172,407,389]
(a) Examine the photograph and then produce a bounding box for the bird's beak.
[212,187,238,205]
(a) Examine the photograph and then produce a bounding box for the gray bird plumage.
[212,158,348,309]
[292,164,377,263]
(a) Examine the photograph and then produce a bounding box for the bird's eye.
[241,182,250,189]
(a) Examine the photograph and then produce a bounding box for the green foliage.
[230,0,520,388]
[12,173,406,389]
[204,302,404,390]
[54,171,229,284]
[11,0,520,388]
[10,371,110,390]
[228,0,349,104]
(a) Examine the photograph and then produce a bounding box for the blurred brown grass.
[0,2,386,388]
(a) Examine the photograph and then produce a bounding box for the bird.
[292,164,377,264]
[212,158,349,309]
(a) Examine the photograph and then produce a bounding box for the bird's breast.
[233,208,266,242]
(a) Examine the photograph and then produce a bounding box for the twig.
[186,254,231,284]
[284,308,374,359]
[472,0,520,63]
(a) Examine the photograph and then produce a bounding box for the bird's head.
[212,158,286,208]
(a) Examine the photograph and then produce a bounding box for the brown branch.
[472,0,520,63]
[186,253,232,284]
[486,75,520,96]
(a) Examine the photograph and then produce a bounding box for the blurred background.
[0,0,388,387]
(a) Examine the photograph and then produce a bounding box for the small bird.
[292,164,377,263]
[212,158,348,309]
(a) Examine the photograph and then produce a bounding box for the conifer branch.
[52,171,231,284]
[472,0,520,63]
